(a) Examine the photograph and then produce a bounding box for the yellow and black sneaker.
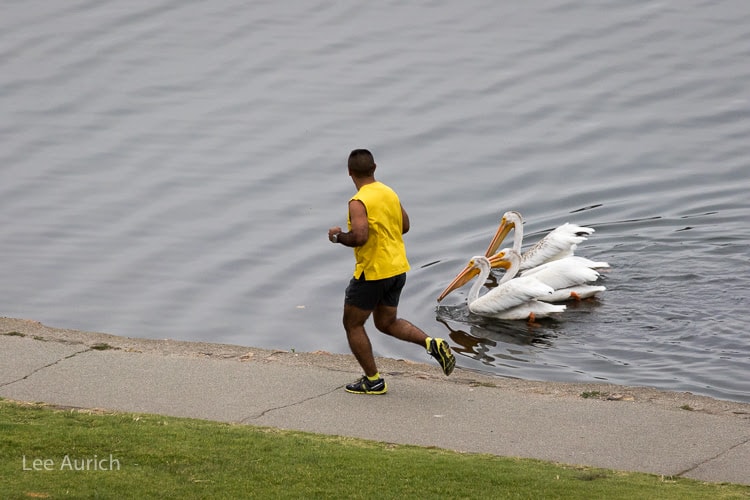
[428,338,456,376]
[345,375,388,395]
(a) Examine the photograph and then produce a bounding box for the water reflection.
[435,294,607,371]
[435,305,560,365]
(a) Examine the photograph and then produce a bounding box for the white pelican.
[516,253,607,302]
[484,211,602,272]
[438,248,606,315]
[436,251,566,322]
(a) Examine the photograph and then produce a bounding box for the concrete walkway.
[1,317,748,486]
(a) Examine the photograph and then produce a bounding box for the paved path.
[1,317,748,486]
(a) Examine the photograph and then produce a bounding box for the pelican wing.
[469,277,553,316]
[542,285,606,302]
[561,255,610,269]
[490,300,566,320]
[520,223,594,271]
[520,258,600,290]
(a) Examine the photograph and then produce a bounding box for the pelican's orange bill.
[436,252,511,302]
[436,264,479,302]
[484,215,517,257]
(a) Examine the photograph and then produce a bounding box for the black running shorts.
[344,272,406,311]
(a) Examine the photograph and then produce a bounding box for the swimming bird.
[483,211,600,272]
[513,251,607,302]
[436,251,566,322]
[438,247,605,307]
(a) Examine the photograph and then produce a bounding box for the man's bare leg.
[373,304,428,346]
[343,303,378,377]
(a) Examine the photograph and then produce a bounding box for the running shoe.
[345,376,388,395]
[428,338,456,376]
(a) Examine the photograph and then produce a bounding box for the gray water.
[2,1,749,403]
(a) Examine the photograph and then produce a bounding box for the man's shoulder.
[368,181,398,196]
[354,181,392,195]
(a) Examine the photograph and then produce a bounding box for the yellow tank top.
[348,182,411,280]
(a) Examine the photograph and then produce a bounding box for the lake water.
[2,1,749,403]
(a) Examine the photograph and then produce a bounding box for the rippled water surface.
[2,1,749,402]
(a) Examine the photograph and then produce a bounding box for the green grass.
[89,342,116,351]
[580,391,604,399]
[1,331,25,337]
[1,399,747,499]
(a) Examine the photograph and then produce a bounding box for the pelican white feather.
[437,247,607,316]
[484,211,602,271]
[437,251,566,321]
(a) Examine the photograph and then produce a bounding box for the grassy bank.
[1,399,747,499]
